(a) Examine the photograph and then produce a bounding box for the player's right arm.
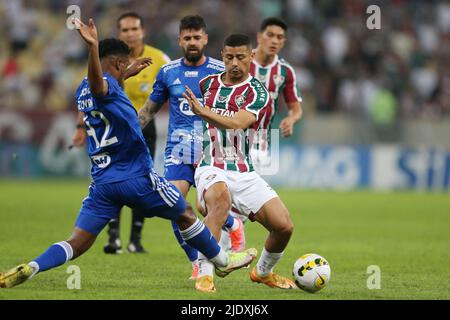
[74,18,108,97]
[138,67,168,129]
[72,111,86,147]
[138,99,164,129]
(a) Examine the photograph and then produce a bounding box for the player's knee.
[274,212,294,238]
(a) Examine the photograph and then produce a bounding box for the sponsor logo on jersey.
[184,71,199,77]
[172,78,182,85]
[163,62,181,73]
[206,63,224,71]
[211,108,236,117]
[91,153,111,169]
[179,98,195,116]
[217,95,227,103]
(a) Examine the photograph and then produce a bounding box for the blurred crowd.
[0,0,449,121]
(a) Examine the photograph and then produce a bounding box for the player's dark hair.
[117,12,144,29]
[179,15,206,32]
[99,38,131,59]
[223,34,252,49]
[260,17,287,32]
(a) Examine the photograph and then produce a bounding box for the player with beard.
[138,15,247,280]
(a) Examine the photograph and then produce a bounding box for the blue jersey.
[150,57,225,164]
[75,73,153,184]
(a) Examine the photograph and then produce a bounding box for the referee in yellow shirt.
[103,12,170,254]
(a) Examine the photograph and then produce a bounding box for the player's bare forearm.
[76,111,84,126]
[183,86,256,130]
[197,107,255,130]
[286,101,303,122]
[280,101,302,137]
[74,18,107,96]
[138,99,163,129]
[123,58,153,81]
[87,44,108,96]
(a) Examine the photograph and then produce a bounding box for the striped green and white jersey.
[198,72,271,172]
[250,55,302,130]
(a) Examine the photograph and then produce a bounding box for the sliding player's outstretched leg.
[0,227,97,288]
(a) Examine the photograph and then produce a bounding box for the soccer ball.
[293,253,331,293]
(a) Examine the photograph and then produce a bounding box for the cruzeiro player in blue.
[0,18,256,289]
[138,15,247,281]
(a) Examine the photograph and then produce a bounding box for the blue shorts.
[164,163,196,186]
[75,169,186,235]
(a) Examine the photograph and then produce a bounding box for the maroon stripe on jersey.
[204,75,221,107]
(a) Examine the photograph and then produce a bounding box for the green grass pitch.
[0,180,449,300]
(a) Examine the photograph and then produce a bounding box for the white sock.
[230,218,240,231]
[208,248,229,268]
[27,261,39,279]
[219,229,231,251]
[256,248,283,277]
[197,253,215,277]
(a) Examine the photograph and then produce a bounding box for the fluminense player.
[224,17,304,241]
[183,34,296,293]
[0,19,255,289]
[138,15,246,280]
[250,17,303,170]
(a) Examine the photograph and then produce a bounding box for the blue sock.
[171,220,198,262]
[32,241,73,272]
[179,218,220,260]
[224,213,235,229]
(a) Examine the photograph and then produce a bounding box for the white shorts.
[194,166,278,221]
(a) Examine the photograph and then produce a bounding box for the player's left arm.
[279,65,303,137]
[122,58,153,81]
[74,18,108,97]
[279,101,303,137]
[183,87,256,130]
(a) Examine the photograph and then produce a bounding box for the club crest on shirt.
[235,95,245,107]
[273,74,285,86]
